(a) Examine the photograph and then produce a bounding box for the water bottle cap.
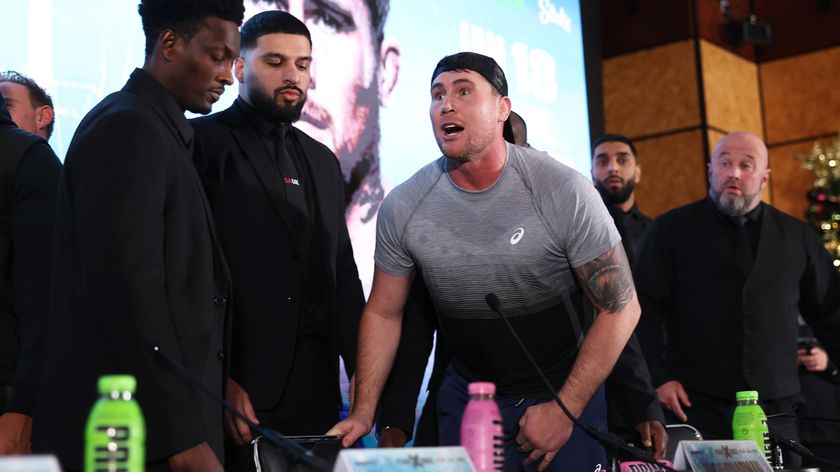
[467,382,496,395]
[735,390,759,402]
[98,375,137,395]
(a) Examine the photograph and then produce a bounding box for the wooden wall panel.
[700,40,763,137]
[769,141,821,222]
[599,4,840,223]
[634,129,708,218]
[603,40,700,138]
[760,46,840,145]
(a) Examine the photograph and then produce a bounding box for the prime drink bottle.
[85,375,145,472]
[732,390,771,462]
[460,382,504,472]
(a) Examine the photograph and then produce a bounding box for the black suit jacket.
[635,198,840,400]
[34,69,232,468]
[0,96,61,414]
[191,101,364,410]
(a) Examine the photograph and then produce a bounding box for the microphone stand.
[484,294,675,472]
[770,433,840,470]
[766,413,840,469]
[153,345,331,472]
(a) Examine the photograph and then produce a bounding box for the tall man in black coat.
[191,11,364,469]
[634,131,840,465]
[0,94,61,454]
[33,1,243,470]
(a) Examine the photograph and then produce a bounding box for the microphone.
[770,433,840,469]
[152,345,330,472]
[484,293,674,471]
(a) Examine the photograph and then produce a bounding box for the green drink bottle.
[85,375,145,472]
[731,390,771,462]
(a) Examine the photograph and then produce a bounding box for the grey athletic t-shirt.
[376,143,620,396]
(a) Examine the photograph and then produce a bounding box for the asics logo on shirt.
[510,227,525,245]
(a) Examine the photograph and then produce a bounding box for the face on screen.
[246,0,387,182]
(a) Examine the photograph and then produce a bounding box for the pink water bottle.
[460,381,504,472]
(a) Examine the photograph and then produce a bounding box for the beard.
[441,139,483,163]
[249,82,307,124]
[709,183,757,216]
[437,128,496,164]
[595,176,636,206]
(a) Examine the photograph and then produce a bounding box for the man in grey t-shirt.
[329,52,641,471]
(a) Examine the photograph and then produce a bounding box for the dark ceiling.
[600,0,840,62]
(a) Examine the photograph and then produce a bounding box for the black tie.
[732,216,753,275]
[271,125,308,226]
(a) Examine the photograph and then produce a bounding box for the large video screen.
[2,0,594,446]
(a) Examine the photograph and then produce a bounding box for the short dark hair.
[0,70,55,139]
[431,52,508,96]
[240,10,311,52]
[592,133,637,158]
[365,0,389,48]
[138,0,245,58]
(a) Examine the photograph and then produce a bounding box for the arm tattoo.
[574,245,635,314]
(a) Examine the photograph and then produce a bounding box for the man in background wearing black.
[0,72,55,142]
[33,1,242,470]
[796,320,840,469]
[634,131,840,466]
[591,134,648,267]
[590,133,666,458]
[192,11,364,470]
[0,94,61,454]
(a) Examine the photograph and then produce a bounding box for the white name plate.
[333,446,475,472]
[0,456,62,472]
[673,440,772,472]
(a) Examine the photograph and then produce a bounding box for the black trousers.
[225,335,340,472]
[413,385,439,446]
[667,389,803,467]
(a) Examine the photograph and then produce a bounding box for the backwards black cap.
[431,52,508,96]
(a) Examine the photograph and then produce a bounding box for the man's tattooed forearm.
[575,245,634,313]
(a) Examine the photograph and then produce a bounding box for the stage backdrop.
[1,0,595,446]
